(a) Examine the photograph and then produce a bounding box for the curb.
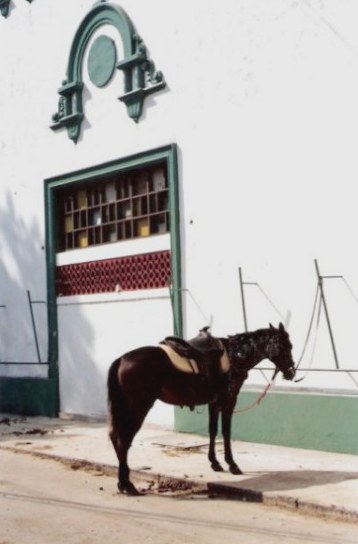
[1,444,205,496]
[207,481,358,525]
[2,444,358,524]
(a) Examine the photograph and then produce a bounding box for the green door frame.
[44,144,183,410]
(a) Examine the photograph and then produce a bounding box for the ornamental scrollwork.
[1,0,34,18]
[51,3,166,143]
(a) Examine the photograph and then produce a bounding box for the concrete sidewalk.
[0,414,357,523]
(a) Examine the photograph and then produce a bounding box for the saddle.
[159,327,230,375]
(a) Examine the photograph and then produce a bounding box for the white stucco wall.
[56,235,173,421]
[1,0,358,422]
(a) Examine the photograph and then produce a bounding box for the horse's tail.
[107,357,127,441]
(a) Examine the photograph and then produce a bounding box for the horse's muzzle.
[283,366,296,381]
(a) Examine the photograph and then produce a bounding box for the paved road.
[0,449,356,544]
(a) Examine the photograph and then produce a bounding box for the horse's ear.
[279,322,284,331]
[269,323,275,330]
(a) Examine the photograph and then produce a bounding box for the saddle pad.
[159,344,230,374]
[219,347,230,373]
[159,344,199,374]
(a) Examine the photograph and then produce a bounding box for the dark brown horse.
[107,323,296,495]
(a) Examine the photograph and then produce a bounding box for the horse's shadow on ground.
[208,469,358,499]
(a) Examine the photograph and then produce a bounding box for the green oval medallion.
[87,35,117,88]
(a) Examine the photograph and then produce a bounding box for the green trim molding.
[51,1,166,142]
[0,377,58,417]
[175,390,358,455]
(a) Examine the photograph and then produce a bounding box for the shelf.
[58,164,169,251]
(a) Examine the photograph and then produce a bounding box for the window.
[45,144,183,336]
[56,163,169,252]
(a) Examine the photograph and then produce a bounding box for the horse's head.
[266,322,296,380]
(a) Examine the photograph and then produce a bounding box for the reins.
[194,367,279,416]
[233,283,323,413]
[233,368,279,414]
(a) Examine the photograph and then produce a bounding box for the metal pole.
[27,290,41,363]
[314,259,339,369]
[167,277,177,336]
[238,267,248,331]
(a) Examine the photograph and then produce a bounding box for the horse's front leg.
[222,404,242,475]
[208,402,224,472]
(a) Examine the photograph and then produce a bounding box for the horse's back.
[115,345,170,382]
[120,345,169,364]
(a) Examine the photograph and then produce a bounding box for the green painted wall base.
[175,391,358,455]
[0,377,58,417]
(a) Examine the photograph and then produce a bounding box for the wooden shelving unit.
[57,165,169,251]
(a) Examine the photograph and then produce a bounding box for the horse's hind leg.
[110,428,138,496]
[110,403,152,495]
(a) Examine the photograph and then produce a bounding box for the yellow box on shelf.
[77,189,87,209]
[64,215,74,233]
[77,231,88,248]
[137,218,149,237]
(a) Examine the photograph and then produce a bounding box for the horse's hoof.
[118,482,142,496]
[211,462,224,472]
[229,464,243,475]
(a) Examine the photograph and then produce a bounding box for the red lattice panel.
[56,250,171,296]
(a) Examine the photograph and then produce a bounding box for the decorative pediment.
[0,0,10,17]
[1,0,33,18]
[51,1,166,143]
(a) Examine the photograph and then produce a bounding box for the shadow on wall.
[0,190,49,366]
[0,190,101,420]
[57,302,106,419]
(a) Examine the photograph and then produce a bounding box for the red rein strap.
[233,368,279,414]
